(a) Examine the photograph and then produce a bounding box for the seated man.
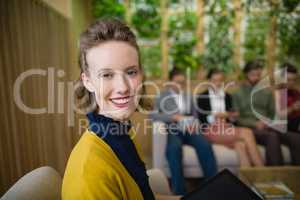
[233,60,300,166]
[149,68,217,195]
[284,63,300,133]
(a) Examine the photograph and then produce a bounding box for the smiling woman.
[62,19,179,200]
[62,19,154,200]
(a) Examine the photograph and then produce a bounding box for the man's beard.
[249,80,259,86]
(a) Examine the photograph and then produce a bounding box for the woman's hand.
[214,112,228,119]
[228,111,239,118]
[172,114,185,122]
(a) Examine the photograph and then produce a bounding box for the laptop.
[181,169,263,200]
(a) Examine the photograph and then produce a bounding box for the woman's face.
[210,72,225,89]
[82,41,142,121]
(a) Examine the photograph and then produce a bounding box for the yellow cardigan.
[62,129,144,200]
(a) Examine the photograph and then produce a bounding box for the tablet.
[181,169,263,200]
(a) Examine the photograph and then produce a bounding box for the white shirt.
[170,89,186,114]
[207,88,226,123]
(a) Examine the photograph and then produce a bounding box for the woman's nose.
[115,73,130,94]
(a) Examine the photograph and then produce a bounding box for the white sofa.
[152,121,292,178]
[1,166,62,200]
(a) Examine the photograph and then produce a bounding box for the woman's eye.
[100,73,113,79]
[127,69,138,76]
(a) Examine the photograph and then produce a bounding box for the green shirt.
[232,83,275,128]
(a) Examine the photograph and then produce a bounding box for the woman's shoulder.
[63,131,122,190]
[62,137,122,200]
[66,130,121,173]
[62,130,145,200]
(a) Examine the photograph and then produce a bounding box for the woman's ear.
[81,72,95,93]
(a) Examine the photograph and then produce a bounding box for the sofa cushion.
[182,145,239,168]
[164,144,291,169]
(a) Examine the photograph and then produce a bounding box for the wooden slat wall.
[0,0,79,195]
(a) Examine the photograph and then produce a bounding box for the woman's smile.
[110,96,134,108]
